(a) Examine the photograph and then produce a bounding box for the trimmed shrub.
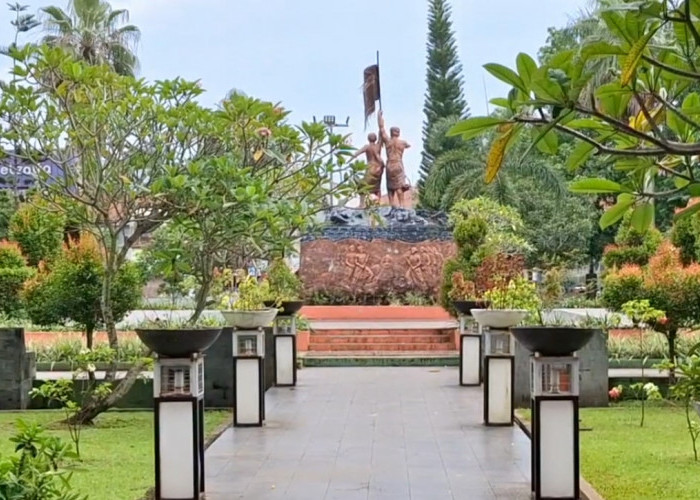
[9,199,65,266]
[23,235,143,347]
[0,240,33,315]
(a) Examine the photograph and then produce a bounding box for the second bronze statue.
[351,110,410,208]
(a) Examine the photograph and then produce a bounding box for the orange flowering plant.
[603,241,700,378]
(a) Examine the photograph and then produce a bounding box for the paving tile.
[204,367,530,499]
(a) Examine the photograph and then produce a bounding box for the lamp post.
[134,326,222,500]
[454,301,486,387]
[530,356,580,499]
[314,114,350,207]
[232,327,265,427]
[471,310,527,426]
[272,302,303,386]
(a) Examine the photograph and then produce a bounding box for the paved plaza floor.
[205,367,531,499]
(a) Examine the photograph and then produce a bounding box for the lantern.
[232,328,265,427]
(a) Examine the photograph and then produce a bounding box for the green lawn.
[0,409,232,500]
[519,404,700,500]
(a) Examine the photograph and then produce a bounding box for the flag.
[363,64,380,128]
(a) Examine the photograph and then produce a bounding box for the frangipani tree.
[450,0,700,230]
[0,46,214,422]
[148,93,357,321]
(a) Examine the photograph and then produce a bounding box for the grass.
[0,409,232,500]
[518,403,700,500]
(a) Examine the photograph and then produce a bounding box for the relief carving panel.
[299,238,456,296]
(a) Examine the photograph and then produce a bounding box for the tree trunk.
[190,278,212,323]
[68,360,146,425]
[73,234,122,423]
[85,324,95,383]
[668,328,678,384]
[190,256,214,323]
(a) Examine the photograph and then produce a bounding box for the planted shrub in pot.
[448,272,489,317]
[471,276,539,329]
[219,276,278,329]
[264,259,303,316]
[134,316,224,358]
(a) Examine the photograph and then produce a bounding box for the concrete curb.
[513,412,606,500]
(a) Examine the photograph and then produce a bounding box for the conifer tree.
[418,0,468,200]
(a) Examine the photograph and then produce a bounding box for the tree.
[41,0,140,76]
[0,240,32,315]
[9,197,65,266]
[23,234,142,350]
[602,241,700,380]
[0,192,17,240]
[450,1,700,232]
[439,197,531,312]
[145,93,357,321]
[418,0,467,195]
[0,2,40,58]
[1,47,212,422]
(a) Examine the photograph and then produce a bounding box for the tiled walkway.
[205,367,531,500]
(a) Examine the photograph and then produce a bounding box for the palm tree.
[419,116,566,210]
[41,0,140,76]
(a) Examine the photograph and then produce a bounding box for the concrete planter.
[471,309,528,329]
[221,309,278,329]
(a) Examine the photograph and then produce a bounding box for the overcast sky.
[1,0,591,182]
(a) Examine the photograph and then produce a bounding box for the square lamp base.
[484,355,514,426]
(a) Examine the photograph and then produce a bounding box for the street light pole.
[314,114,350,208]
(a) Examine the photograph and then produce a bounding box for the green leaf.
[682,92,700,115]
[630,202,654,232]
[489,97,511,108]
[448,117,508,139]
[595,82,632,119]
[530,68,565,102]
[567,118,614,131]
[581,41,626,60]
[666,108,689,140]
[600,194,635,229]
[566,141,596,171]
[675,176,690,189]
[516,53,537,86]
[535,128,559,155]
[688,183,700,197]
[674,202,700,221]
[570,178,626,194]
[483,63,527,93]
[601,10,632,45]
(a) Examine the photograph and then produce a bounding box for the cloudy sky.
[1,0,591,182]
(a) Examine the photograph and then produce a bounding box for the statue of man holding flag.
[362,55,411,208]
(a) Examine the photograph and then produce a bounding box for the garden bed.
[517,403,700,500]
[0,409,231,500]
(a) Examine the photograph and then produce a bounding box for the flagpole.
[376,50,382,111]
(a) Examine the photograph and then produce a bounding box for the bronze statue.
[350,132,385,208]
[378,110,410,208]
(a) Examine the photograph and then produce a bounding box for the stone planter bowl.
[135,328,222,358]
[510,326,599,356]
[264,300,304,316]
[221,308,278,329]
[470,309,528,329]
[452,300,490,317]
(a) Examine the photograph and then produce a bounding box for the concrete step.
[310,320,458,330]
[310,334,453,344]
[300,351,459,367]
[309,329,454,336]
[307,343,457,352]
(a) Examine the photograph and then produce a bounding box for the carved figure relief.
[300,239,456,296]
